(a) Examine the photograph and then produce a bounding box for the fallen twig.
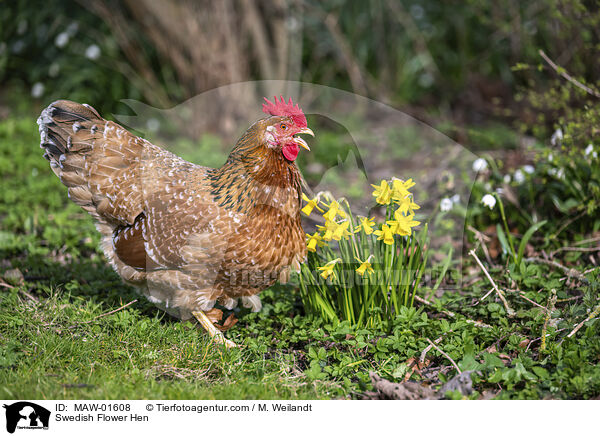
[469,249,514,316]
[413,295,493,328]
[367,371,436,400]
[19,289,39,303]
[524,257,589,285]
[79,299,138,324]
[44,299,138,329]
[507,289,548,312]
[556,295,582,303]
[526,328,567,352]
[467,226,493,265]
[551,246,600,256]
[0,279,39,304]
[574,236,600,246]
[566,303,600,339]
[419,333,450,364]
[478,288,495,303]
[366,371,475,400]
[426,338,461,374]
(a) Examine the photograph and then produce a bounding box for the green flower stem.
[411,224,429,307]
[298,182,429,330]
[495,192,517,260]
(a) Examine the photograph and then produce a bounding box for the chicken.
[37,96,314,347]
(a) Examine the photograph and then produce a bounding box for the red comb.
[262,96,307,128]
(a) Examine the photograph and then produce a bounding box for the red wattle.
[282,143,299,161]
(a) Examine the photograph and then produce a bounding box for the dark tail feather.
[37,100,102,161]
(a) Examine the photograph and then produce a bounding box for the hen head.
[262,96,314,162]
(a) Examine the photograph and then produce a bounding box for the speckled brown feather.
[38,100,307,319]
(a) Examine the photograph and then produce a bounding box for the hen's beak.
[294,127,314,151]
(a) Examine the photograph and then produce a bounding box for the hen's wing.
[38,100,192,227]
[38,100,207,272]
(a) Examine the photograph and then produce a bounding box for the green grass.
[1,114,599,400]
[0,286,332,400]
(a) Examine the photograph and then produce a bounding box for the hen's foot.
[192,310,237,348]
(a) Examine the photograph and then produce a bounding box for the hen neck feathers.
[209,122,303,217]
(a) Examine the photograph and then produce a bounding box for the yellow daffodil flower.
[371,180,392,205]
[318,258,341,280]
[322,200,346,221]
[306,232,324,252]
[355,216,376,235]
[301,193,324,217]
[396,195,420,215]
[391,178,415,203]
[332,220,352,241]
[374,223,395,245]
[316,220,337,241]
[391,211,421,236]
[386,219,399,234]
[355,255,374,276]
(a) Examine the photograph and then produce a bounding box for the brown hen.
[38,97,314,347]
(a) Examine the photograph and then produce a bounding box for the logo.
[3,402,50,434]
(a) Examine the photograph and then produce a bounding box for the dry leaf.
[217,313,238,332]
[404,357,431,382]
[518,338,530,349]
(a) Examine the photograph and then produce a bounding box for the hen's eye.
[280,124,287,130]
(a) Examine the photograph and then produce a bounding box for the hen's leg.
[192,310,237,348]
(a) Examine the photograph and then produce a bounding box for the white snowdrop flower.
[85,44,101,60]
[484,182,492,191]
[585,144,594,156]
[472,158,488,172]
[550,128,563,146]
[440,198,453,212]
[503,174,511,184]
[48,62,60,77]
[450,194,460,204]
[31,82,45,98]
[495,188,504,195]
[523,165,535,174]
[514,169,525,184]
[548,153,553,162]
[146,118,160,132]
[549,168,564,179]
[55,32,69,48]
[481,194,496,209]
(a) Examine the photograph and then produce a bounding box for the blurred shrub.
[537,145,600,228]
[302,0,554,109]
[506,0,600,235]
[514,0,600,140]
[0,0,594,127]
[0,0,155,114]
[467,146,600,243]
